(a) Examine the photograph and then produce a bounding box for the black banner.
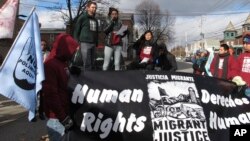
[63,71,250,141]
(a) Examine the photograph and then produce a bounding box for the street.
[0,95,47,141]
[176,61,193,73]
[0,61,193,141]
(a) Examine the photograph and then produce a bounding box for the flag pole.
[0,7,36,68]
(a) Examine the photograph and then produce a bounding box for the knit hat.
[195,50,201,55]
[243,34,250,44]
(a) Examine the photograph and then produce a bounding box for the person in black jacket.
[154,43,177,72]
[127,30,158,70]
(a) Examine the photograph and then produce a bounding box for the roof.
[243,13,250,25]
[225,21,236,31]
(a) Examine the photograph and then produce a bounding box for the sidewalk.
[0,99,26,126]
[0,113,48,141]
[0,95,48,141]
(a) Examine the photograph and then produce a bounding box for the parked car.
[185,56,192,62]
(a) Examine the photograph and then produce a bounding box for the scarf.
[213,53,229,79]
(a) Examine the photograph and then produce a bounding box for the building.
[0,18,25,64]
[220,13,250,55]
[187,39,220,57]
[119,13,134,58]
[40,28,66,50]
[186,13,250,57]
[221,21,237,46]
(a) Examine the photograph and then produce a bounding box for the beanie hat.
[243,34,250,44]
[195,50,201,55]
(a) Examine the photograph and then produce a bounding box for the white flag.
[0,9,45,121]
[0,0,19,39]
[205,48,214,77]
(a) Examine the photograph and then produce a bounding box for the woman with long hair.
[127,30,158,70]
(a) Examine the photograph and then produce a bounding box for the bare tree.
[155,11,175,45]
[50,0,119,34]
[135,0,175,45]
[135,0,161,32]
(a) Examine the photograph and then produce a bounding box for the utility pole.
[200,16,205,49]
[185,32,188,57]
[179,39,182,57]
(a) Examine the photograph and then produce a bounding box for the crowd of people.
[191,34,250,98]
[36,1,250,141]
[39,1,178,141]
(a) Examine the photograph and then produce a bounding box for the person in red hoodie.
[231,33,250,87]
[210,43,235,80]
[42,33,79,141]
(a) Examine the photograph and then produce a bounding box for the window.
[231,33,234,36]
[226,33,229,37]
[247,26,250,31]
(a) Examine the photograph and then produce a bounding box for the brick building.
[40,28,66,50]
[0,18,24,65]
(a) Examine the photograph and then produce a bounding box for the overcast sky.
[19,0,250,46]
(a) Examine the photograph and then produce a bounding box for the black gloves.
[61,116,74,131]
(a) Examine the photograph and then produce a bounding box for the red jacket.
[210,54,235,80]
[231,52,250,87]
[42,33,79,121]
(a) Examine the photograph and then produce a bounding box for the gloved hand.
[232,76,246,86]
[61,116,74,132]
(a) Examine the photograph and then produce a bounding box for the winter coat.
[154,51,177,72]
[210,53,235,80]
[42,33,79,121]
[73,12,98,44]
[193,56,208,75]
[133,39,158,63]
[231,52,250,86]
[103,18,126,46]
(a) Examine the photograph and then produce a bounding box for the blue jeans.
[80,42,96,70]
[47,118,65,141]
[103,45,122,71]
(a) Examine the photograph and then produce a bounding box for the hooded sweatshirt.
[231,52,250,86]
[42,33,79,121]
